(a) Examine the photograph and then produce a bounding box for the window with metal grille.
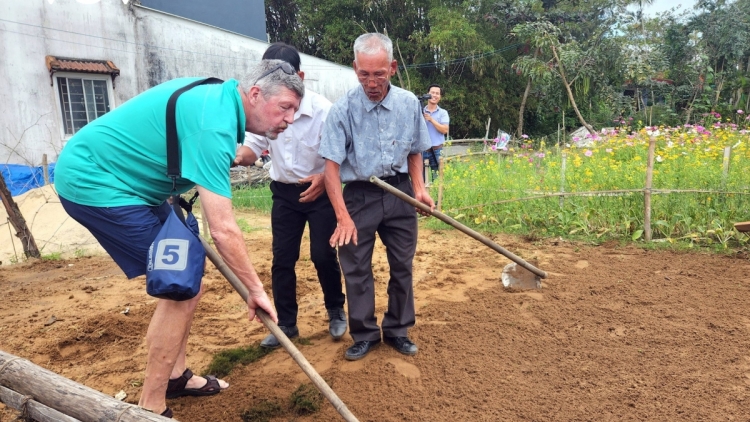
[56,77,111,135]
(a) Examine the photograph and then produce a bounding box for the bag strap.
[165,77,224,227]
[165,77,224,192]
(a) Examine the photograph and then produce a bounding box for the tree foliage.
[264,0,750,140]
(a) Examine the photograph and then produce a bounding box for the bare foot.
[184,374,229,390]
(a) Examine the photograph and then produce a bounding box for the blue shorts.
[59,196,171,278]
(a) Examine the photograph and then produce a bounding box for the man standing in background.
[422,84,449,182]
[235,43,347,349]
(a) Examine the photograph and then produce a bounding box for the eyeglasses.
[254,62,296,84]
[357,74,389,83]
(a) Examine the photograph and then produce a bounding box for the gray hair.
[353,33,393,63]
[239,59,305,100]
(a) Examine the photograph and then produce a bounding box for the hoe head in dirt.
[369,176,547,289]
[735,221,750,233]
[502,261,542,290]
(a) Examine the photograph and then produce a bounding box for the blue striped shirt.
[319,84,430,183]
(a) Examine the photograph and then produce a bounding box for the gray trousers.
[339,175,418,342]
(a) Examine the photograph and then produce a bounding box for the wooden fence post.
[423,159,431,188]
[437,156,445,212]
[559,152,567,208]
[644,138,656,241]
[42,154,50,186]
[722,146,731,189]
[483,117,491,152]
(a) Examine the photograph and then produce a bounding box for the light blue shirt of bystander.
[424,105,449,148]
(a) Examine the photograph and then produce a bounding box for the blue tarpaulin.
[1,164,56,197]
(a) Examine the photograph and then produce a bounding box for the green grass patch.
[232,185,273,212]
[238,383,324,421]
[203,345,272,378]
[289,383,323,415]
[41,252,62,261]
[236,218,255,233]
[240,399,282,422]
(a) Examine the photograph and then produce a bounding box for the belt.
[346,173,409,190]
[381,173,410,186]
[431,145,443,151]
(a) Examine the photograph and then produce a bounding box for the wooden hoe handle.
[369,176,547,279]
[199,237,360,422]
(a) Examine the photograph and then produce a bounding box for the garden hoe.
[370,176,547,288]
[199,236,360,422]
[735,221,750,233]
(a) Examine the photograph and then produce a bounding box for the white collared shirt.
[244,90,331,184]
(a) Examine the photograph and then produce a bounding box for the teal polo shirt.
[56,78,245,207]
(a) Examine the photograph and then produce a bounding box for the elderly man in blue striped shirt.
[319,32,435,361]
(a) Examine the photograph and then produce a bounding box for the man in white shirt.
[235,43,346,348]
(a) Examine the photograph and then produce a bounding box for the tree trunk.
[551,45,595,135]
[684,89,699,126]
[0,171,40,258]
[517,48,540,138]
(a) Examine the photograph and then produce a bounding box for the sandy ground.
[2,208,750,421]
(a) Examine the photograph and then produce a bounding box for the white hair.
[239,59,304,99]
[353,33,393,63]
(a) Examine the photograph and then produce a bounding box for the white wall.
[0,0,358,166]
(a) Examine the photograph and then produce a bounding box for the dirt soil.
[3,210,750,421]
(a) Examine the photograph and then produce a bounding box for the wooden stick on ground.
[0,384,80,422]
[199,237,360,422]
[0,350,171,422]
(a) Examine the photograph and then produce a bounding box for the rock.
[44,315,58,326]
[570,126,595,147]
[114,390,127,401]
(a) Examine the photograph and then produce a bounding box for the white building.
[0,0,358,166]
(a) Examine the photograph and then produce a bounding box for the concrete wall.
[0,0,358,166]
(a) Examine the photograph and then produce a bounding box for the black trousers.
[338,174,418,342]
[270,181,344,327]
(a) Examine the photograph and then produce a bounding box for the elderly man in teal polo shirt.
[55,60,303,418]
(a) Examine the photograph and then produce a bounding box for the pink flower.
[521,134,529,139]
[536,152,546,158]
[738,110,745,114]
[584,150,593,157]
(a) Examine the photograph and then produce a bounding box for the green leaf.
[632,230,643,241]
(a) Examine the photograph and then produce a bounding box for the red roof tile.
[45,55,120,75]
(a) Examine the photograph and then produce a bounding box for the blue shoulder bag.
[146,78,224,301]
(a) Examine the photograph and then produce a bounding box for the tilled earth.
[2,210,750,421]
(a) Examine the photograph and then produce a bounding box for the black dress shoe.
[260,325,299,349]
[344,339,381,361]
[327,307,347,340]
[384,336,418,356]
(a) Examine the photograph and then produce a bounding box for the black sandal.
[166,369,224,399]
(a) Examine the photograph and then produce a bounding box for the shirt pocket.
[297,136,323,174]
